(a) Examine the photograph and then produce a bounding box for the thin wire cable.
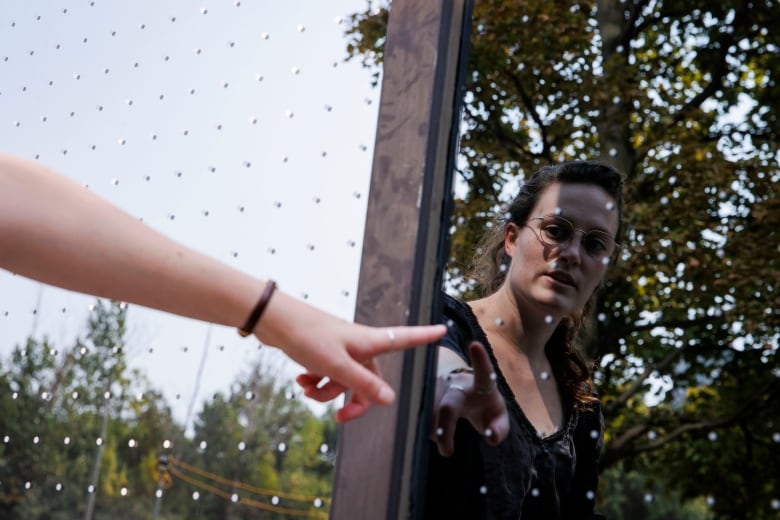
[170,457,331,504]
[168,465,328,519]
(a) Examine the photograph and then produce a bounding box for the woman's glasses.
[526,215,619,262]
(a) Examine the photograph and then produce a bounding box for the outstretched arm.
[0,153,445,420]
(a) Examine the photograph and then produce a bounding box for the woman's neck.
[469,288,556,365]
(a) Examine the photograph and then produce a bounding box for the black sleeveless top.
[424,294,606,519]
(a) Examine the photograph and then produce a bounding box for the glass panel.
[0,1,377,516]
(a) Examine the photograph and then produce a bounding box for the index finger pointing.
[372,324,447,354]
[468,341,497,394]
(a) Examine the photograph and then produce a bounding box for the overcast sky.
[0,0,381,426]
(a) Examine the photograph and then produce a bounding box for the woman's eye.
[543,225,567,240]
[584,235,608,253]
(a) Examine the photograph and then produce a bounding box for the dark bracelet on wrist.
[238,280,277,337]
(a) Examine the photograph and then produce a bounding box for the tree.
[345,1,779,517]
[0,301,183,519]
[171,358,335,519]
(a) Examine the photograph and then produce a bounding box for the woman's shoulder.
[440,293,480,333]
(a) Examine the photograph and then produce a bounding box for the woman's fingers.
[368,324,447,356]
[302,324,446,411]
[469,341,498,396]
[432,383,466,456]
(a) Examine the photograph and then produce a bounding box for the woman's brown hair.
[469,161,625,408]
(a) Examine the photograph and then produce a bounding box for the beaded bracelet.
[238,280,277,337]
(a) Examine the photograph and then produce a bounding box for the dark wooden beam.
[330,1,472,519]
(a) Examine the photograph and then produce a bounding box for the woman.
[0,153,446,423]
[426,161,624,519]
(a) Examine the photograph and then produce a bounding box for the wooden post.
[330,1,472,519]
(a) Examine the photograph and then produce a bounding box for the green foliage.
[599,464,712,520]
[347,0,779,518]
[0,302,336,519]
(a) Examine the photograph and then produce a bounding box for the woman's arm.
[0,153,445,421]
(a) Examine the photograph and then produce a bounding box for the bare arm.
[0,153,446,420]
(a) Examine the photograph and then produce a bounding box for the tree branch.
[603,343,689,416]
[602,377,779,468]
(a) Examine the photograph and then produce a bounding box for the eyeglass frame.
[524,214,621,261]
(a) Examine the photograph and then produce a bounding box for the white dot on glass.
[495,318,504,326]
[200,7,208,14]
[586,490,595,500]
[291,66,299,74]
[644,493,653,502]
[314,497,323,507]
[155,489,163,498]
[605,201,615,210]
[64,436,71,445]
[479,485,488,495]
[708,431,718,441]
[545,315,553,324]
[706,495,715,506]
[278,442,287,452]
[231,494,239,503]
[88,485,95,494]
[554,207,563,215]
[540,371,550,381]
[601,257,610,266]
[56,483,62,491]
[272,496,279,505]
[192,491,200,500]
[297,24,305,32]
[770,498,780,510]
[262,32,269,40]
[33,436,40,444]
[163,439,172,449]
[128,439,136,448]
[199,440,208,450]
[238,441,246,451]
[531,488,540,497]
[772,432,780,443]
[589,429,599,440]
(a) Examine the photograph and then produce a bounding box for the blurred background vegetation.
[0,302,337,519]
[346,0,779,518]
[1,0,778,518]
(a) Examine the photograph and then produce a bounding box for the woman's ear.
[504,223,520,257]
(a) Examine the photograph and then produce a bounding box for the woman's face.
[503,182,619,320]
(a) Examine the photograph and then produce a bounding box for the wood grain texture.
[330,0,471,519]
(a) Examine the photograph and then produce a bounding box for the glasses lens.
[582,231,615,258]
[538,216,573,246]
[537,216,616,259]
